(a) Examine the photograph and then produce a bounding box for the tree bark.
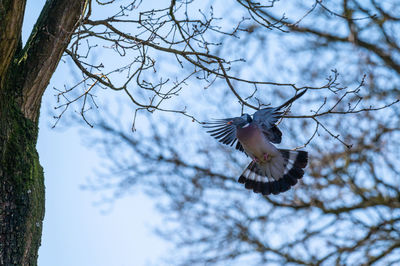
[0,0,87,265]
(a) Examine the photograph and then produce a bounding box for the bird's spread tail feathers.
[238,150,308,195]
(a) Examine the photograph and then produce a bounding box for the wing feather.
[203,119,245,152]
[252,108,283,144]
[252,108,283,127]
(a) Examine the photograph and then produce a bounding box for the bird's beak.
[227,121,233,125]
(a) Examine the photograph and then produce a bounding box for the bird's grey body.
[236,123,280,160]
[203,90,308,195]
[237,123,286,180]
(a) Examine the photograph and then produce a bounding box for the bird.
[203,90,308,195]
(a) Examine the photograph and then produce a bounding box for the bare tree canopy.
[1,0,400,265]
[60,0,400,265]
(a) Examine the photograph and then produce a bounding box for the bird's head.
[227,114,252,128]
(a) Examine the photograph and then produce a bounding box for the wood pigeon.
[203,90,308,195]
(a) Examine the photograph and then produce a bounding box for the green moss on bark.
[0,68,45,266]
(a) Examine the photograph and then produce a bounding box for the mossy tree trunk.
[0,0,87,265]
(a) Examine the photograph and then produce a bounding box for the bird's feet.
[252,154,269,164]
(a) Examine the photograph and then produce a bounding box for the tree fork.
[0,0,87,264]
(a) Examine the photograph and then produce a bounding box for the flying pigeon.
[203,90,308,195]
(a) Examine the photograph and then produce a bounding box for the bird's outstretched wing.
[275,89,307,110]
[203,119,245,152]
[252,107,283,144]
[252,107,283,128]
[252,89,307,144]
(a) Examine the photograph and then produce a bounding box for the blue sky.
[23,1,393,265]
[22,1,169,265]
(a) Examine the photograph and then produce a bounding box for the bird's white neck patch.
[242,123,250,128]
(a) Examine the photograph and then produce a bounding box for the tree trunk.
[0,0,87,264]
